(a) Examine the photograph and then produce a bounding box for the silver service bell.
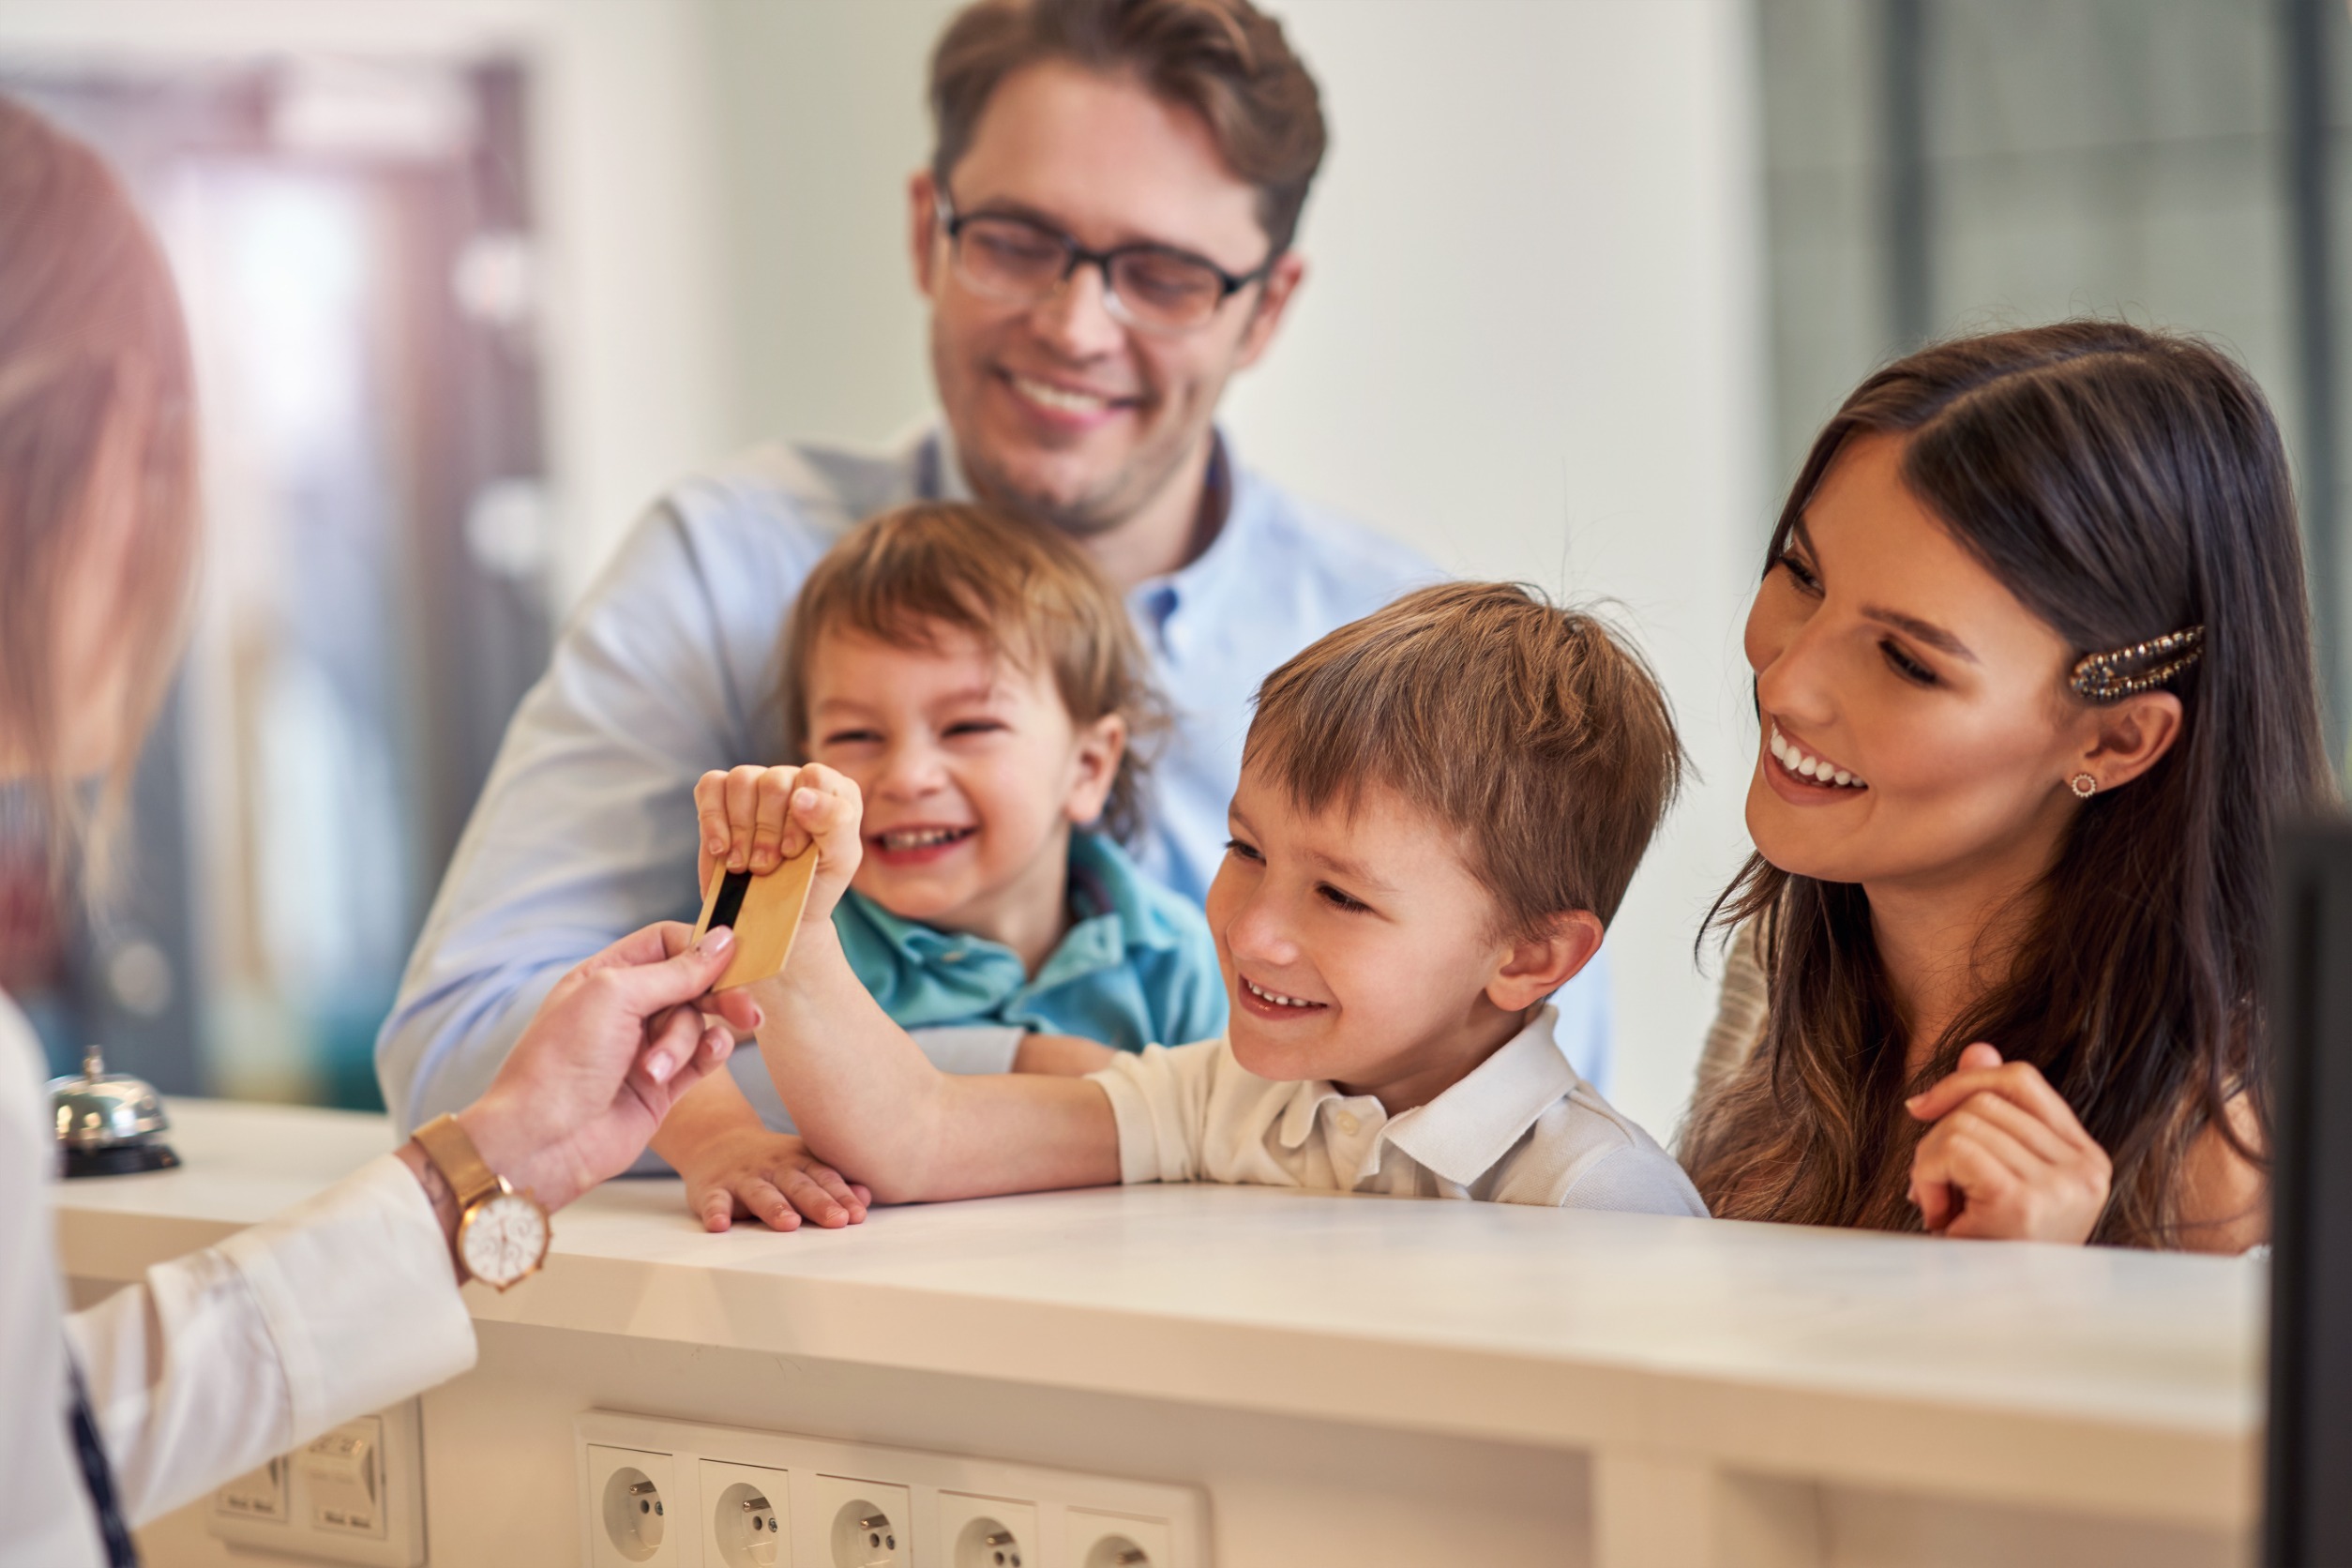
[47,1044,180,1178]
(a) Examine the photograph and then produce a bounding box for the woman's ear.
[2072,689,2185,793]
[1485,910,1606,1015]
[1063,714,1128,826]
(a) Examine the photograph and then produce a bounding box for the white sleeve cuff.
[1088,1045,1201,1185]
[218,1153,477,1442]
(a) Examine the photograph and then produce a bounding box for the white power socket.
[1070,1512,1172,1568]
[590,1444,681,1566]
[209,1399,425,1565]
[702,1460,791,1568]
[938,1493,1038,1568]
[812,1474,911,1568]
[574,1411,1207,1567]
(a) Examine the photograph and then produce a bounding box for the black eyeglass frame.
[938,199,1278,329]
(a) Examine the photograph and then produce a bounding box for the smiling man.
[377,0,1612,1150]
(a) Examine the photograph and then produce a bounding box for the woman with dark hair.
[0,98,787,1565]
[1681,321,2335,1252]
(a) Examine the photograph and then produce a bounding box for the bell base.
[63,1142,180,1179]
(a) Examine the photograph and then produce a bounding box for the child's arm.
[735,766,1121,1203]
[1011,1034,1120,1076]
[648,1069,870,1232]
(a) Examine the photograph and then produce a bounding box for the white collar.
[1267,1007,1577,1185]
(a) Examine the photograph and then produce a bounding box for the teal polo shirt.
[833,833,1229,1054]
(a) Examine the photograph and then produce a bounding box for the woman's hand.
[677,1122,871,1233]
[693,762,864,926]
[1906,1043,2112,1244]
[451,922,761,1214]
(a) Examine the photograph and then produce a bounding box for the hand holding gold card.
[687,845,820,991]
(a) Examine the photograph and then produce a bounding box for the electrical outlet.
[305,1414,386,1536]
[210,1400,424,1565]
[1071,1510,1173,1568]
[215,1456,288,1525]
[702,1459,790,1568]
[577,1412,1207,1568]
[588,1444,679,1567]
[938,1492,1036,1568]
[811,1474,910,1568]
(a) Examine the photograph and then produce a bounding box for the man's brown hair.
[1245,583,1684,935]
[929,0,1327,254]
[781,502,1167,842]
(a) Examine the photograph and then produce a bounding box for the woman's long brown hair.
[0,96,198,863]
[1681,322,2336,1248]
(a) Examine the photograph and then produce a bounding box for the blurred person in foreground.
[0,97,763,1566]
[375,0,1618,1200]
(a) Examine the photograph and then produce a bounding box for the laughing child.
[649,503,1226,1229]
[722,581,1706,1214]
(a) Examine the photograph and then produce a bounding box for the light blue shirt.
[838,833,1226,1054]
[375,428,1615,1137]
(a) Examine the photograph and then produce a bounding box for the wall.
[0,0,743,611]
[699,0,1772,1136]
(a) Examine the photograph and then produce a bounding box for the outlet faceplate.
[575,1410,1206,1567]
[814,1474,912,1568]
[1071,1512,1173,1568]
[940,1492,1039,1568]
[209,1399,424,1566]
[590,1444,680,1567]
[702,1460,791,1568]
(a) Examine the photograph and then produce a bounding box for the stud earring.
[2070,773,2098,800]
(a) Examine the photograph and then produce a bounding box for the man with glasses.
[379,0,1613,1186]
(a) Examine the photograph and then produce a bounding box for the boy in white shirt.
[728,582,1706,1215]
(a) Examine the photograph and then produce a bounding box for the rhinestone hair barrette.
[2069,625,2205,701]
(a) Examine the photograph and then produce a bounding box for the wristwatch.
[411,1114,550,1290]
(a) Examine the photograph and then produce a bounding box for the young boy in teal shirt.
[651,502,1224,1229]
[836,830,1223,1056]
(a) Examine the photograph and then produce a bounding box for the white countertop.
[51,1098,2264,1530]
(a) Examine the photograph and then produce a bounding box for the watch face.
[460,1191,549,1289]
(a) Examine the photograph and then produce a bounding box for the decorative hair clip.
[2069,625,2205,701]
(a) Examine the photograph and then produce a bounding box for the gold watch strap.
[412,1113,500,1211]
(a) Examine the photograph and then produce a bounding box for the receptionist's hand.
[1905,1043,2112,1244]
[453,921,761,1214]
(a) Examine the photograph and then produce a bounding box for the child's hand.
[693,763,865,919]
[675,1121,872,1233]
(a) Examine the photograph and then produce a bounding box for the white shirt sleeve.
[1088,1040,1224,1185]
[67,1154,479,1524]
[8,987,475,1546]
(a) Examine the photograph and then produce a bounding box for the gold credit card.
[688,845,819,991]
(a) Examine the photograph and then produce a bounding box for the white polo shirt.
[1089,1006,1707,1214]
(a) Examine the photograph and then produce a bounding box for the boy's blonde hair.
[1245,582,1684,936]
[781,502,1166,841]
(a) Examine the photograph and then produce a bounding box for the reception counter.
[53,1098,2260,1567]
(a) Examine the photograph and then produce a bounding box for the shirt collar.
[1275,1076,1352,1151]
[923,425,978,504]
[1377,1007,1579,1187]
[926,420,1259,648]
[842,834,1184,991]
[1128,430,1261,642]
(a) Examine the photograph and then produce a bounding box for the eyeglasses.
[940,200,1274,335]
